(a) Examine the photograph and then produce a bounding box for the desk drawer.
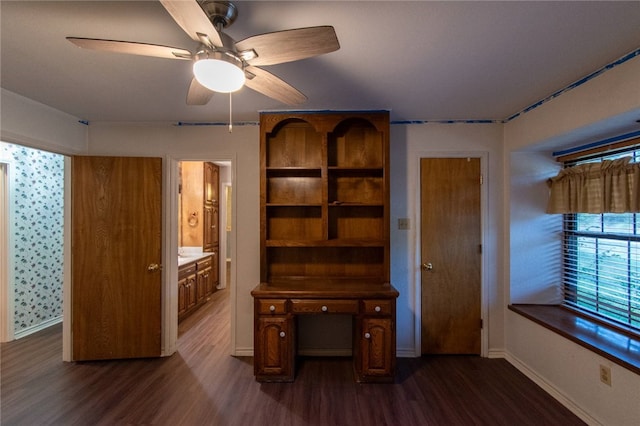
[257,299,288,314]
[362,300,393,315]
[290,299,359,314]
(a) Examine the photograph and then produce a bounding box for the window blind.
[562,213,640,329]
[560,147,640,332]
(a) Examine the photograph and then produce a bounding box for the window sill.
[508,304,640,376]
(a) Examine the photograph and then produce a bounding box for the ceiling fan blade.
[159,0,223,48]
[244,66,307,105]
[186,77,214,105]
[67,37,192,60]
[236,26,339,66]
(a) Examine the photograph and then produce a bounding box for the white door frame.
[413,151,489,357]
[164,156,237,356]
[218,181,232,290]
[0,161,15,343]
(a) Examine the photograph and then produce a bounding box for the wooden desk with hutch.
[252,111,398,383]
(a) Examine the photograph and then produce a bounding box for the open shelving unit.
[260,112,390,285]
[253,111,397,383]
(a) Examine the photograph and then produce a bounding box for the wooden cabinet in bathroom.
[178,254,215,322]
[180,160,220,295]
[180,161,219,270]
[202,163,219,273]
[204,161,219,205]
[203,204,219,253]
[178,262,197,319]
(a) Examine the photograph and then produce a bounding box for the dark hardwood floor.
[1,289,585,425]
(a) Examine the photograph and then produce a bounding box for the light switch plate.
[398,218,410,230]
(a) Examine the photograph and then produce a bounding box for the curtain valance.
[547,157,640,213]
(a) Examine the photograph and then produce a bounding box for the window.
[562,149,640,331]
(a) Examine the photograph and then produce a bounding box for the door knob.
[147,263,160,272]
[422,262,433,271]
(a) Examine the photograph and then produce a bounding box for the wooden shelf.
[267,167,322,172]
[265,239,386,247]
[266,203,324,207]
[255,111,396,383]
[328,202,384,206]
[260,111,390,284]
[328,167,384,173]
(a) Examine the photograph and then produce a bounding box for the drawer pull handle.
[321,305,328,312]
[375,306,381,313]
[269,305,276,312]
[364,332,371,339]
[279,331,286,338]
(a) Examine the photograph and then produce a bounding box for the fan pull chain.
[229,92,233,133]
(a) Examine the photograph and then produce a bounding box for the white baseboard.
[397,348,417,358]
[487,348,507,359]
[504,351,600,426]
[14,315,62,340]
[232,347,254,357]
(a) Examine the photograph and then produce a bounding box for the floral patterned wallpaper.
[1,142,64,335]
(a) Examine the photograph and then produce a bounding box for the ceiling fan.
[67,0,340,106]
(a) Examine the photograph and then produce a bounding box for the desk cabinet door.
[360,317,394,378]
[255,316,294,381]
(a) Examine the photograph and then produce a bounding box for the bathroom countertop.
[178,252,212,267]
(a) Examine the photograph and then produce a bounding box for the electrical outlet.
[398,218,410,230]
[599,364,612,386]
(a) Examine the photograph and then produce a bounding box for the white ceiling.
[2,1,639,124]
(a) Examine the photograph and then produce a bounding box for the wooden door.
[421,158,481,354]
[72,156,162,360]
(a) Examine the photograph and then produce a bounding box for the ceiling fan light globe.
[193,56,245,93]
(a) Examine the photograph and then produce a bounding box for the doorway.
[420,157,482,355]
[176,160,233,335]
[1,162,9,342]
[0,142,65,343]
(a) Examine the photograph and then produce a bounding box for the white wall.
[509,151,563,304]
[85,119,505,358]
[398,122,504,355]
[504,54,640,425]
[0,90,86,351]
[505,55,640,152]
[87,122,260,354]
[506,312,640,425]
[3,47,639,422]
[1,89,87,154]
